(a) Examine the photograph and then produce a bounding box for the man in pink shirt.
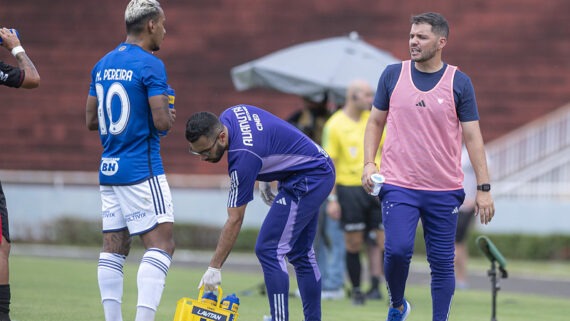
[362,12,494,321]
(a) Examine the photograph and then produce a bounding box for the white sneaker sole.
[402,300,411,320]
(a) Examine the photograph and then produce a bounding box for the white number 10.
[96,82,131,135]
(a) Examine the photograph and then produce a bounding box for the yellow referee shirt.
[321,109,383,186]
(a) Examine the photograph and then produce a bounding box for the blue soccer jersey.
[220,105,332,207]
[88,43,168,185]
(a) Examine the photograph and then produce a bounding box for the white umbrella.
[231,32,399,104]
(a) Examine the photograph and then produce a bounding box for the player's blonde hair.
[125,0,162,33]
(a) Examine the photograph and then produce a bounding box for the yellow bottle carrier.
[173,286,239,321]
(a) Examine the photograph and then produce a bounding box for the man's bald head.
[346,79,374,110]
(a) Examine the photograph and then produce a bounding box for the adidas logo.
[415,100,426,107]
[452,207,459,214]
[276,198,287,206]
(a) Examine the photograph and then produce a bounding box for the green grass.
[466,256,570,280]
[408,254,570,281]
[10,255,570,321]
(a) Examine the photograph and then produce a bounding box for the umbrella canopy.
[231,32,400,105]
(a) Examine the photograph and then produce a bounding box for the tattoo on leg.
[102,231,132,256]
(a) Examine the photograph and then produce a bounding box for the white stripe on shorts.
[149,176,166,215]
[100,174,173,235]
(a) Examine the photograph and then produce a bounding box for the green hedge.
[172,223,259,252]
[20,217,259,252]
[17,217,570,261]
[412,228,570,261]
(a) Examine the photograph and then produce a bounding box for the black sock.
[371,276,380,290]
[0,284,10,314]
[346,251,361,289]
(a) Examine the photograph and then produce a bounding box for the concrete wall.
[5,182,569,240]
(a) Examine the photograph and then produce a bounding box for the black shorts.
[337,185,383,232]
[455,208,474,243]
[0,181,10,243]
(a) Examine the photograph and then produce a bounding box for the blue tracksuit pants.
[255,169,335,321]
[380,184,464,321]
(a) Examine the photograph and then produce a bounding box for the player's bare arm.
[362,107,387,193]
[209,204,247,269]
[325,185,341,220]
[149,94,174,131]
[85,95,99,130]
[0,27,40,88]
[13,52,40,88]
[462,120,495,224]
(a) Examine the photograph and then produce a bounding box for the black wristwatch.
[477,184,491,192]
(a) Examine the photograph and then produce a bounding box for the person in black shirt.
[0,26,40,321]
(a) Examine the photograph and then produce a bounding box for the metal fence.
[486,103,570,200]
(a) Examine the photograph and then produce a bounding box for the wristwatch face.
[477,184,491,192]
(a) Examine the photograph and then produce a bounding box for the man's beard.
[206,151,224,163]
[412,45,437,63]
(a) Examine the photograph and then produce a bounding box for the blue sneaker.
[386,300,411,321]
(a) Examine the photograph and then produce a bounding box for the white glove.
[259,181,276,206]
[198,267,222,291]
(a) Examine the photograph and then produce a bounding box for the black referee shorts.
[455,208,474,243]
[337,185,383,233]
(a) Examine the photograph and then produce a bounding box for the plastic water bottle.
[221,293,240,321]
[158,85,175,136]
[0,28,20,44]
[201,291,217,307]
[370,173,385,196]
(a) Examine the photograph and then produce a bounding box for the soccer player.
[0,26,41,321]
[186,105,335,321]
[322,80,385,305]
[362,12,495,321]
[85,1,175,321]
